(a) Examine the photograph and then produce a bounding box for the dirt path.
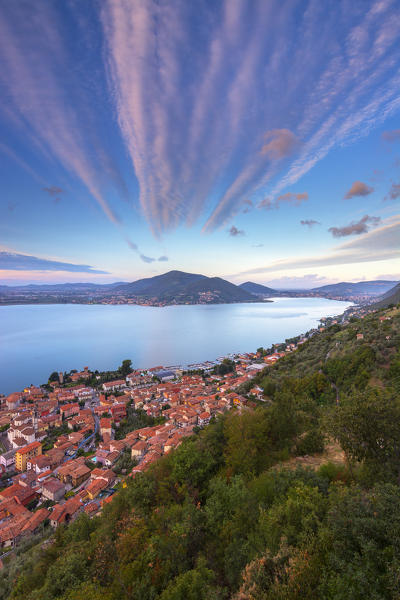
[274,440,345,471]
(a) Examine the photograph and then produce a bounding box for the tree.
[319,484,400,600]
[48,371,59,382]
[172,437,219,496]
[214,358,235,376]
[119,359,132,377]
[223,408,274,477]
[328,389,400,481]
[159,557,216,600]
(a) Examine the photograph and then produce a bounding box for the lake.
[0,298,352,394]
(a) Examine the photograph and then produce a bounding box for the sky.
[0,0,399,289]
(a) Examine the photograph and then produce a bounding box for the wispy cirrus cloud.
[385,182,400,201]
[328,214,381,237]
[301,219,320,227]
[43,186,64,197]
[261,129,299,160]
[0,251,108,274]
[0,141,47,186]
[140,255,157,264]
[259,192,308,210]
[242,199,253,214]
[126,237,169,263]
[0,3,125,226]
[43,185,65,204]
[344,181,374,199]
[233,217,400,278]
[139,254,169,264]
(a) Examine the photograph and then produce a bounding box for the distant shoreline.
[0,299,274,308]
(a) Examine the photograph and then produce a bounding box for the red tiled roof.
[16,441,41,455]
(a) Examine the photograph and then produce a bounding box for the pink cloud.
[328,214,381,237]
[382,129,400,142]
[344,181,374,199]
[261,129,299,160]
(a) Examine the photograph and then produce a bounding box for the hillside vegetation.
[3,306,400,600]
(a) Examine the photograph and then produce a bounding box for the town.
[0,305,363,554]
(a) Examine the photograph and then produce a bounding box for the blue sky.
[0,0,399,288]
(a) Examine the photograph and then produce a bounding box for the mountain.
[0,271,257,305]
[116,270,256,303]
[371,282,400,308]
[239,281,277,296]
[178,276,256,303]
[312,280,399,297]
[114,270,205,296]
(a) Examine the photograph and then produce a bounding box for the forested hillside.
[3,306,400,600]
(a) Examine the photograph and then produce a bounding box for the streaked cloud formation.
[0,252,108,274]
[234,217,400,277]
[328,215,381,237]
[1,1,400,237]
[0,3,124,226]
[344,181,374,199]
[101,0,400,232]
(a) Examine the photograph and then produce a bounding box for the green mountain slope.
[372,282,400,308]
[5,307,400,600]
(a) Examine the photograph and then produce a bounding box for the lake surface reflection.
[0,298,352,394]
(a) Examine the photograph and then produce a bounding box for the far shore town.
[0,307,363,552]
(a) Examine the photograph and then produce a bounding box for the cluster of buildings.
[0,342,306,552]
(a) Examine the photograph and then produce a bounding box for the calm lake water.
[0,298,352,394]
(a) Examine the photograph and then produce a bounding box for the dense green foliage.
[3,306,400,600]
[118,359,133,377]
[114,407,165,440]
[41,423,70,452]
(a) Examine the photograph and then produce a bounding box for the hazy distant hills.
[312,280,399,296]
[239,279,399,299]
[0,273,398,306]
[239,281,277,296]
[115,270,255,303]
